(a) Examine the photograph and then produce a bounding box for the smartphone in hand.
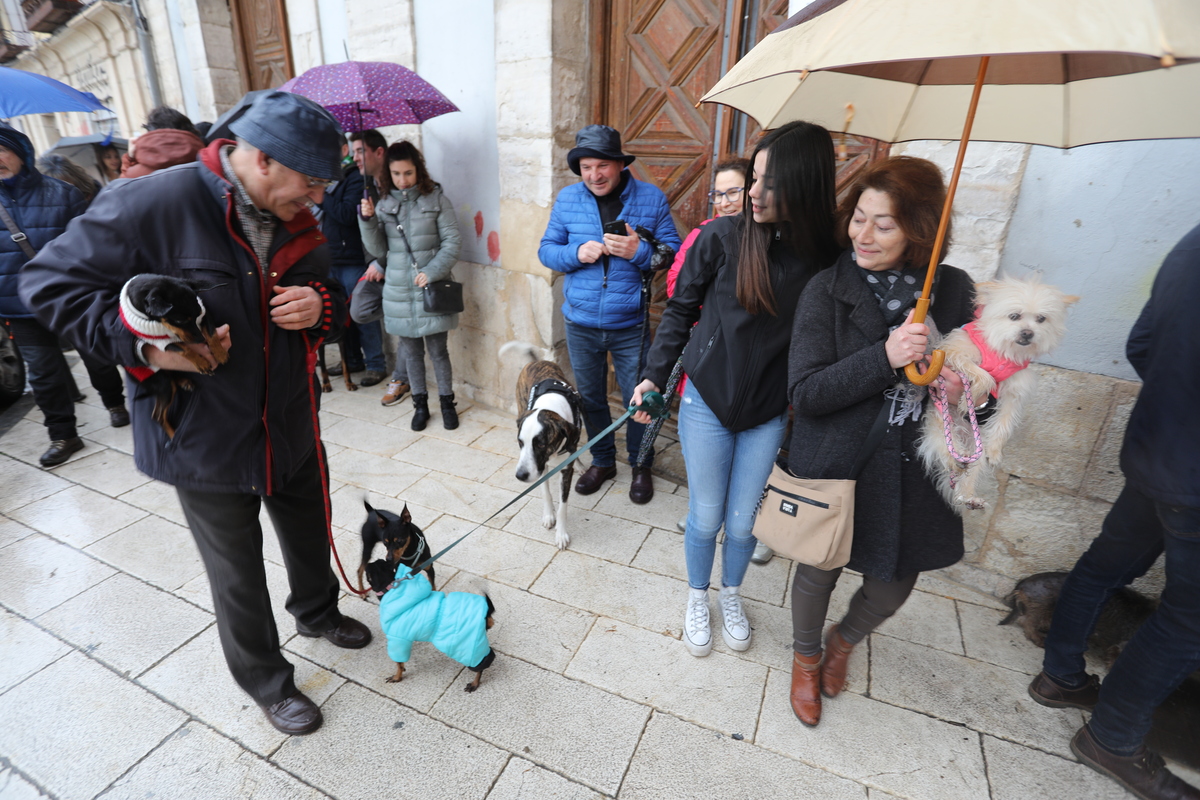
[603,220,627,236]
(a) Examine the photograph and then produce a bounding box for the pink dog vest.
[962,319,1028,397]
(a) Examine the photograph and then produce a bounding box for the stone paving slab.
[958,600,1045,675]
[0,533,115,618]
[274,682,508,800]
[869,635,1085,758]
[428,515,557,589]
[83,514,205,592]
[0,455,72,514]
[622,711,867,800]
[0,652,186,800]
[115,480,187,526]
[875,588,964,656]
[566,617,766,737]
[505,500,650,564]
[487,757,604,800]
[982,733,1134,800]
[0,513,36,549]
[321,414,423,458]
[0,768,50,800]
[431,655,650,796]
[327,446,429,498]
[757,667,990,800]
[103,722,329,800]
[0,607,71,693]
[46,447,151,497]
[395,436,510,482]
[36,572,212,678]
[8,484,147,549]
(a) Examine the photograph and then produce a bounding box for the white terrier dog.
[918,278,1079,511]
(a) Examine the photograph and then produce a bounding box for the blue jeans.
[330,265,385,372]
[1043,484,1200,753]
[678,385,786,590]
[564,320,652,469]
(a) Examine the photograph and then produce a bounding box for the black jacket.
[1120,221,1200,507]
[0,122,87,318]
[20,141,346,495]
[319,163,366,267]
[788,252,975,581]
[643,215,829,432]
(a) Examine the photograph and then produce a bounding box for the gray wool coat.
[787,251,976,581]
[359,184,461,339]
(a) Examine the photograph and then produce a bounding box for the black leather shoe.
[575,464,617,495]
[108,405,130,428]
[1071,724,1200,800]
[359,369,386,387]
[327,362,364,377]
[261,692,323,735]
[1028,671,1101,710]
[40,437,83,468]
[298,616,371,649]
[629,467,654,504]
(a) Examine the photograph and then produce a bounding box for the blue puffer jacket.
[538,173,681,329]
[378,564,492,668]
[0,123,86,318]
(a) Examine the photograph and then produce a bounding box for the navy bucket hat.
[229,91,344,181]
[567,124,636,175]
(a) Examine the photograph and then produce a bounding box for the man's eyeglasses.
[304,175,334,189]
[707,187,745,203]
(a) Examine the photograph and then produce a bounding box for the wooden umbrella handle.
[904,56,990,387]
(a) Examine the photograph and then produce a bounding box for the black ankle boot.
[411,394,430,431]
[439,393,459,430]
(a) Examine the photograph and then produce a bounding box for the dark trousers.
[330,265,385,372]
[7,317,126,440]
[175,447,342,706]
[564,319,653,468]
[791,564,919,656]
[1043,484,1200,753]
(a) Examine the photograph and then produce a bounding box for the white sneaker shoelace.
[684,594,712,656]
[719,588,751,651]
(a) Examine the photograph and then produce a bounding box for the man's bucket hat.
[229,91,344,181]
[567,124,636,176]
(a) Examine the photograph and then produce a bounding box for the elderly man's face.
[256,153,327,221]
[579,158,622,197]
[0,145,23,180]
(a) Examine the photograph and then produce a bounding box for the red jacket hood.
[121,129,205,178]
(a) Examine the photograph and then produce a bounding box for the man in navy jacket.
[0,122,94,467]
[21,92,370,737]
[1029,222,1200,800]
[538,125,680,504]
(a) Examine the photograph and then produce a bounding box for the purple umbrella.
[279,61,458,132]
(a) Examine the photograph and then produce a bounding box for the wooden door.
[228,0,294,92]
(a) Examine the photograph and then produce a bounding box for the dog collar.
[118,279,208,344]
[963,320,1028,396]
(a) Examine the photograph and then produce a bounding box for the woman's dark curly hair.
[383,141,436,195]
[835,156,951,270]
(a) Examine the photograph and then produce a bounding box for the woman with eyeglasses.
[359,141,463,430]
[631,122,840,658]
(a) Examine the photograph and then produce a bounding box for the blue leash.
[396,391,669,583]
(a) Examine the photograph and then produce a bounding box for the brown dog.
[500,341,583,550]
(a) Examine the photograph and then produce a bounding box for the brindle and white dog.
[500,341,583,550]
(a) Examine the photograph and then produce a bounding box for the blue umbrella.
[0,66,110,118]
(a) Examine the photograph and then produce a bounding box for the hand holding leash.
[630,379,669,424]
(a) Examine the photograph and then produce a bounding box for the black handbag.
[422,279,464,314]
[395,220,463,315]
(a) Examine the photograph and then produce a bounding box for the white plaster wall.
[996,139,1200,381]
[413,0,501,266]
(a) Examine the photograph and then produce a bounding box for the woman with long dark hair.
[785,156,977,727]
[359,141,462,430]
[631,121,840,657]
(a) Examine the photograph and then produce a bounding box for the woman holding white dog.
[632,121,841,658]
[785,156,978,727]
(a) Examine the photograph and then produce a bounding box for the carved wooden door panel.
[229,0,294,92]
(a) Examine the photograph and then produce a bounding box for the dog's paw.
[956,495,987,511]
[385,675,403,684]
[463,682,478,693]
[554,528,570,551]
[346,383,359,392]
[541,511,556,529]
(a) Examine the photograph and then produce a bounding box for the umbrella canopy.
[701,0,1200,148]
[206,90,271,143]
[279,61,458,132]
[0,66,111,118]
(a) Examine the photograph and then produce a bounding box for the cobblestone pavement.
[1,356,1195,800]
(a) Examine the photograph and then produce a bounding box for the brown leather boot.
[821,624,855,698]
[790,652,823,727]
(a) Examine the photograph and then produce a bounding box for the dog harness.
[962,316,1029,397]
[527,378,585,431]
[117,279,208,378]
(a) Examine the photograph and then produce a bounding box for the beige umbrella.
[702,0,1200,384]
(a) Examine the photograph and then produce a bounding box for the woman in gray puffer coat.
[359,141,462,430]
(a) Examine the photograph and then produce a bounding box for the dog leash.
[929,368,984,488]
[395,391,671,584]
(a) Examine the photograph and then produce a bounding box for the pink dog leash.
[930,369,984,488]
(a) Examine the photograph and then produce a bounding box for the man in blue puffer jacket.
[538,125,680,504]
[0,122,90,467]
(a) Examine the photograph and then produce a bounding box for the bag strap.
[0,202,37,260]
[848,396,892,479]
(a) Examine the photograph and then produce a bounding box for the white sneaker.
[676,516,687,532]
[751,542,774,564]
[683,589,712,657]
[719,585,751,651]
